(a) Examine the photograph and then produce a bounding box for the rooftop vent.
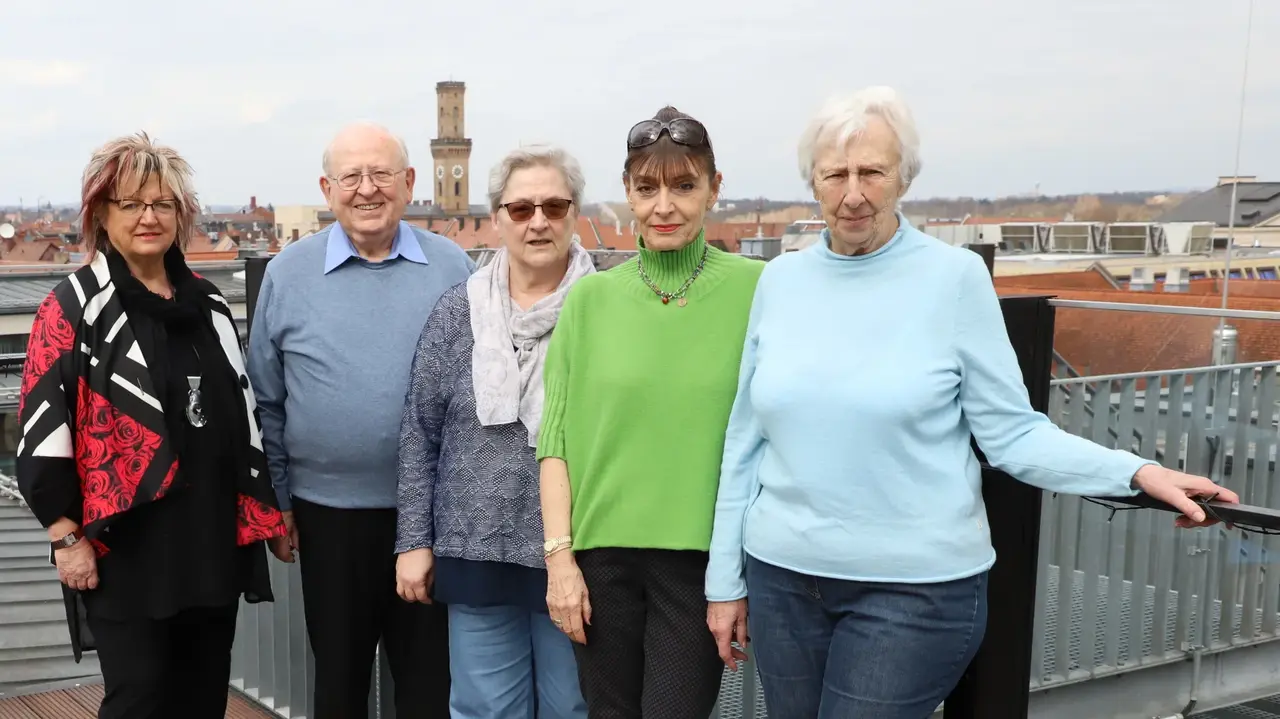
[1129,266,1154,291]
[1103,223,1155,254]
[1164,267,1189,292]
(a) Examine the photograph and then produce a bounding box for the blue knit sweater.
[705,218,1151,600]
[247,223,474,511]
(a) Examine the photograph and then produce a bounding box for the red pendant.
[661,296,669,304]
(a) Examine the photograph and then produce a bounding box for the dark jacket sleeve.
[17,291,82,527]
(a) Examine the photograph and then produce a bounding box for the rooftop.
[0,261,248,315]
[1159,181,1280,227]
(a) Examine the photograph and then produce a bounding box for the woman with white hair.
[395,144,593,718]
[703,86,1239,718]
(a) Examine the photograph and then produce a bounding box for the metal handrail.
[1050,359,1280,385]
[1048,298,1280,322]
[0,473,24,506]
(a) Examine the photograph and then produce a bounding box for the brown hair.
[79,132,199,258]
[623,106,718,185]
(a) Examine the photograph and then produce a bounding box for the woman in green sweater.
[536,107,764,717]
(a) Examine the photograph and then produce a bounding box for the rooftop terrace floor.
[1193,694,1280,718]
[0,683,274,718]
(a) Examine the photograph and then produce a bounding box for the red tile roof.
[995,284,1280,375]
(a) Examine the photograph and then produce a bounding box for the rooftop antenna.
[1218,0,1255,346]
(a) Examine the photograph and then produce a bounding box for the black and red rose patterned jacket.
[16,251,287,557]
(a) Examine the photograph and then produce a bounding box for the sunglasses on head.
[626,118,710,150]
[499,198,573,222]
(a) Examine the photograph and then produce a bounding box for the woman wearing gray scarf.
[394,144,594,719]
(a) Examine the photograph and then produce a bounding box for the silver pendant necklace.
[186,348,206,428]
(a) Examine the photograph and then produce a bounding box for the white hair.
[797,86,922,190]
[321,121,410,176]
[487,143,586,213]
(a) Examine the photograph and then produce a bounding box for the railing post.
[944,293,1055,719]
[244,256,270,339]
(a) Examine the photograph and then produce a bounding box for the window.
[438,181,442,197]
[455,181,460,196]
[0,334,28,354]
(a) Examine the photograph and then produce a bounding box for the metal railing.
[0,472,22,505]
[1033,299,1280,691]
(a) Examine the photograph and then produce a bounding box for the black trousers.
[573,548,723,719]
[293,497,451,719]
[87,604,238,719]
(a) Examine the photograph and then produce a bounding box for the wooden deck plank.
[16,690,95,719]
[0,696,40,719]
[0,686,276,718]
[65,685,102,713]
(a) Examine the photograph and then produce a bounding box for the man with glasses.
[247,121,473,719]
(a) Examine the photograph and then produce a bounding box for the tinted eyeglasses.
[500,199,573,222]
[626,118,710,150]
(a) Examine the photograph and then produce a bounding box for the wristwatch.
[543,535,572,557]
[50,528,84,551]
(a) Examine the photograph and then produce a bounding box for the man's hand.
[54,539,98,592]
[282,510,299,551]
[267,510,298,563]
[707,599,750,670]
[396,548,435,604]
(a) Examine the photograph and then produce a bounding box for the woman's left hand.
[268,535,294,563]
[1131,464,1240,528]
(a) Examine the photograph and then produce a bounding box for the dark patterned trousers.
[572,548,723,719]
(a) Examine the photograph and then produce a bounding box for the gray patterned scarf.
[467,242,595,446]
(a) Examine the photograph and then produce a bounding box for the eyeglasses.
[626,118,710,150]
[110,199,178,217]
[500,199,573,222]
[329,169,405,191]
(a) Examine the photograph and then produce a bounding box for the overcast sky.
[2,0,1276,207]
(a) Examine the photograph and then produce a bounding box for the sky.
[2,0,1278,207]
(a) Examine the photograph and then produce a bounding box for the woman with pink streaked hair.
[16,132,290,719]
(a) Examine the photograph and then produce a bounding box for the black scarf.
[106,246,246,477]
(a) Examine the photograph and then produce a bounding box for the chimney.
[250,196,257,211]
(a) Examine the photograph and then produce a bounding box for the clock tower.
[430,81,473,214]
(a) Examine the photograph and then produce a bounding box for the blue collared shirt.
[323,220,429,274]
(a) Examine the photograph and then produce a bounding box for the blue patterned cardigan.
[395,284,545,569]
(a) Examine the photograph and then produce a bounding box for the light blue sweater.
[247,221,475,512]
[704,217,1151,600]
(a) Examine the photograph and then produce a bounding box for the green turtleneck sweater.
[537,232,764,552]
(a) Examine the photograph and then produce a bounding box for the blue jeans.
[746,555,988,719]
[448,604,588,719]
